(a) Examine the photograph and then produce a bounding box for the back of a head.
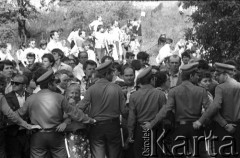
[137,51,149,61]
[131,60,141,71]
[198,59,209,71]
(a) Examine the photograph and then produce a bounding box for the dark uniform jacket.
[199,78,240,124]
[150,80,210,127]
[128,84,166,135]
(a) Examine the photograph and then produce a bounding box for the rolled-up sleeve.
[62,97,92,123]
[127,95,136,136]
[1,96,30,129]
[199,86,222,124]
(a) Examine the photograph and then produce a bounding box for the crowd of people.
[0,15,240,158]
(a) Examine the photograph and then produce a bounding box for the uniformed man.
[17,68,95,158]
[127,66,166,158]
[194,63,240,158]
[78,61,128,158]
[143,62,210,158]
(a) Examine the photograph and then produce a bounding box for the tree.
[0,0,37,43]
[182,0,240,63]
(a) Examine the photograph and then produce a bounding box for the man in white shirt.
[111,20,122,60]
[89,16,103,32]
[39,40,48,60]
[167,55,182,87]
[52,48,72,73]
[0,43,13,61]
[156,38,173,65]
[70,30,86,57]
[47,30,64,53]
[67,27,80,49]
[73,51,88,81]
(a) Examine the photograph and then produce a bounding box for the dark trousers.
[89,119,122,158]
[95,48,106,63]
[171,123,209,158]
[30,132,67,158]
[212,122,240,158]
[0,130,6,158]
[6,130,30,158]
[122,118,135,158]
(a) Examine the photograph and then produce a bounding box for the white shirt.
[89,20,103,32]
[22,47,41,63]
[87,49,96,62]
[47,39,64,52]
[70,36,85,55]
[67,30,79,43]
[110,27,121,42]
[156,44,172,65]
[129,40,140,56]
[38,49,49,61]
[33,86,41,94]
[0,51,14,61]
[16,92,25,107]
[5,82,12,94]
[0,51,7,61]
[73,63,85,81]
[94,32,106,49]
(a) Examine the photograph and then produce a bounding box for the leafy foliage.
[182,0,240,63]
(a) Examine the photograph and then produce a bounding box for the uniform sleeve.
[61,97,93,123]
[202,89,211,109]
[17,98,29,117]
[1,96,31,129]
[199,86,223,124]
[127,95,137,136]
[119,89,128,118]
[213,112,228,127]
[77,88,91,111]
[150,89,175,128]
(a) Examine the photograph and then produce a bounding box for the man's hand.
[193,120,202,130]
[141,122,152,131]
[31,125,42,130]
[89,118,96,124]
[56,122,67,132]
[224,124,236,134]
[127,133,134,143]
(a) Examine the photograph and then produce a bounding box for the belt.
[17,129,28,135]
[94,118,119,125]
[176,120,195,125]
[228,120,240,124]
[38,128,57,133]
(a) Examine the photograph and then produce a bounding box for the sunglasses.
[11,81,24,86]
